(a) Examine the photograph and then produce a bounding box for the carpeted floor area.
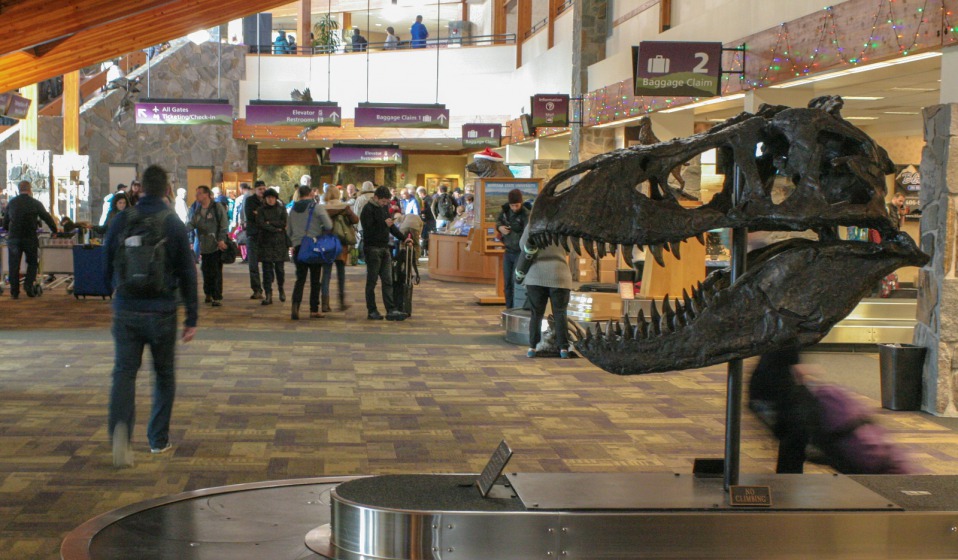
[2,262,958,559]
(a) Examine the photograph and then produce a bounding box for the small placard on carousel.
[476,440,513,498]
[729,485,772,507]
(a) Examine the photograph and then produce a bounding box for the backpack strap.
[304,203,315,235]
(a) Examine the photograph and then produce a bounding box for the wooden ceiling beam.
[0,0,181,57]
[0,0,292,93]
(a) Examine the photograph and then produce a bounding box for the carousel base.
[63,473,958,560]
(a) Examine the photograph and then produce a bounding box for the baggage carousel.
[62,472,958,559]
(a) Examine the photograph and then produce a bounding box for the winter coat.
[189,201,229,254]
[287,200,333,249]
[495,203,530,254]
[255,202,290,262]
[518,226,573,290]
[325,201,359,262]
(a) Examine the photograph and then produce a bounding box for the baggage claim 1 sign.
[632,41,723,97]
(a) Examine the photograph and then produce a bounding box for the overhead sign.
[246,102,341,127]
[462,123,501,149]
[0,92,32,120]
[354,104,449,129]
[633,41,723,97]
[530,94,569,128]
[135,101,233,125]
[328,147,403,165]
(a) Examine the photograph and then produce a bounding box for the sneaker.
[250,291,263,300]
[25,284,35,297]
[526,349,536,358]
[385,310,407,321]
[150,443,173,454]
[367,311,384,320]
[211,300,222,307]
[559,349,571,359]
[112,422,134,468]
[205,295,213,304]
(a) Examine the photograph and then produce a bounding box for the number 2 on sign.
[693,52,709,74]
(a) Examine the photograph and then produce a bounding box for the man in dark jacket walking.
[244,181,267,299]
[495,189,530,309]
[2,180,58,299]
[103,164,198,467]
[360,186,412,321]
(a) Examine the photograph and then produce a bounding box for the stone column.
[576,126,616,164]
[913,103,958,416]
[569,0,608,166]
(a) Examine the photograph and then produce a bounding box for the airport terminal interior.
[5,0,958,558]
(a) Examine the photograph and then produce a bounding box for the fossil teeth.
[607,243,617,257]
[570,236,582,255]
[605,319,615,337]
[695,232,706,245]
[559,235,570,252]
[661,294,673,317]
[621,245,634,267]
[675,312,687,330]
[636,309,649,339]
[674,298,685,316]
[596,242,607,259]
[584,239,597,260]
[669,241,682,260]
[649,302,662,337]
[650,244,666,267]
[622,315,633,341]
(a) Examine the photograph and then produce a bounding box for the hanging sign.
[135,100,233,125]
[246,102,341,127]
[354,104,449,129]
[530,94,570,128]
[462,123,502,149]
[328,147,403,165]
[633,41,723,97]
[0,92,32,120]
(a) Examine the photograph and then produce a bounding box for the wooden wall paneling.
[63,71,80,154]
[298,0,312,54]
[0,0,293,93]
[659,0,672,32]
[547,0,560,49]
[516,0,531,67]
[19,84,38,150]
[494,0,508,43]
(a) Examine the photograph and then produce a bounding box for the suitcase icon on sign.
[648,55,670,74]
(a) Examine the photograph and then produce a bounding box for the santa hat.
[474,148,504,162]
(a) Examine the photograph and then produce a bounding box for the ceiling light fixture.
[844,116,879,120]
[770,51,942,89]
[658,93,746,114]
[842,96,885,101]
[882,111,920,115]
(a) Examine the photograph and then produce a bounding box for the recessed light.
[889,87,937,92]
[882,111,919,115]
[375,23,382,26]
[844,116,879,120]
[842,96,884,101]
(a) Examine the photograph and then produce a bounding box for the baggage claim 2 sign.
[632,41,723,97]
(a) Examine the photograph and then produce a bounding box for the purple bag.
[811,384,916,474]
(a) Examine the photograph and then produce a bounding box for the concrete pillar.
[913,103,958,416]
[577,127,616,164]
[568,0,608,167]
[941,45,958,105]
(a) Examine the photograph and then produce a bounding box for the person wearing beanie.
[496,188,530,309]
[254,188,289,305]
[359,186,413,321]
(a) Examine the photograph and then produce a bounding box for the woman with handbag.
[321,188,359,312]
[256,189,292,306]
[189,186,229,307]
[287,185,332,319]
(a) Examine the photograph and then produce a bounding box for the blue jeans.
[322,259,346,304]
[503,251,519,309]
[364,246,395,313]
[6,241,38,297]
[108,310,178,449]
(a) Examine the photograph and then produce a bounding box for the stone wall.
[532,159,569,184]
[577,127,616,164]
[569,0,609,167]
[1,40,249,223]
[913,103,958,416]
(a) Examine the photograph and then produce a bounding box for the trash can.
[878,343,926,411]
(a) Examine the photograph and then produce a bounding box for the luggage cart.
[38,233,77,294]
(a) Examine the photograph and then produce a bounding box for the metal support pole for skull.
[724,164,747,491]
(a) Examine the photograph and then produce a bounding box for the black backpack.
[437,194,456,220]
[115,208,174,298]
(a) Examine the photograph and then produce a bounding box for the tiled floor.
[1,262,957,559]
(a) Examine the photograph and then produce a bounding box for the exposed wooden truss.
[0,0,293,93]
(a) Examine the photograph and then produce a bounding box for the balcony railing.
[250,33,516,55]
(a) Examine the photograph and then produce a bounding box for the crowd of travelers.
[271,13,435,55]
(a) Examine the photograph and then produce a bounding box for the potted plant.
[313,15,340,54]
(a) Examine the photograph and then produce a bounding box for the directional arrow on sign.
[329,112,339,120]
[437,114,447,122]
[392,153,402,162]
[137,109,147,119]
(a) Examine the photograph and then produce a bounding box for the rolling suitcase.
[71,245,112,299]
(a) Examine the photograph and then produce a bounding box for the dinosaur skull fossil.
[526,98,929,375]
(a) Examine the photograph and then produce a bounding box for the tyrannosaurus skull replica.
[526,97,929,375]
